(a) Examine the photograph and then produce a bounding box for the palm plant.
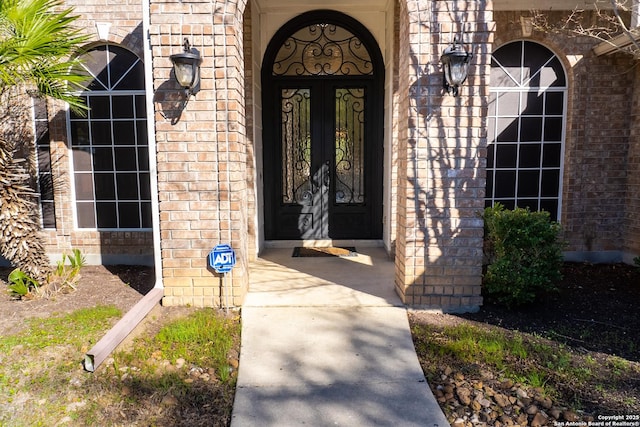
[0,0,88,282]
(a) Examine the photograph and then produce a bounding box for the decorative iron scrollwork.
[273,23,373,76]
[281,88,312,204]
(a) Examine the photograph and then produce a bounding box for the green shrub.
[482,204,563,307]
[7,269,39,299]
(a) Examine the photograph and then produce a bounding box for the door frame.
[261,10,385,241]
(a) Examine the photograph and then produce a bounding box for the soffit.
[494,0,615,11]
[255,0,614,12]
[254,0,391,13]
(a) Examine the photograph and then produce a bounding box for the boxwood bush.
[482,204,563,307]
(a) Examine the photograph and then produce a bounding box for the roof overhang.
[593,28,640,56]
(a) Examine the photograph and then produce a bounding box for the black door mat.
[292,247,357,257]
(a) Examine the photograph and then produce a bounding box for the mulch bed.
[459,262,640,361]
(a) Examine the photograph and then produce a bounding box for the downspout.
[84,0,163,372]
[143,0,163,289]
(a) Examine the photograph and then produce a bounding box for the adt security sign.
[209,244,236,273]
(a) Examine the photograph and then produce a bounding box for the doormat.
[292,247,357,258]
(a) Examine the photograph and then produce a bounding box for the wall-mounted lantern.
[441,37,473,97]
[170,38,201,97]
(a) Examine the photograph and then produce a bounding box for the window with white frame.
[69,44,151,229]
[32,97,56,228]
[486,40,567,221]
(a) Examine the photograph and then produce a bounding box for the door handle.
[323,161,330,187]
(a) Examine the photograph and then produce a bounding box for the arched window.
[69,45,151,229]
[486,41,567,221]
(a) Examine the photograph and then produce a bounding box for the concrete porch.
[246,246,400,307]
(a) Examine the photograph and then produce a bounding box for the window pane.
[74,174,94,200]
[93,147,114,171]
[108,48,138,87]
[496,144,517,168]
[135,95,147,117]
[137,147,149,171]
[41,202,56,228]
[541,170,560,197]
[115,147,137,170]
[139,172,151,199]
[118,203,141,228]
[499,199,516,210]
[73,148,93,171]
[70,96,89,119]
[542,143,562,167]
[519,144,541,168]
[494,170,516,197]
[492,41,523,85]
[81,45,110,90]
[96,202,117,228]
[116,173,139,199]
[522,92,543,115]
[540,200,559,221]
[115,61,145,90]
[112,96,134,118]
[141,202,152,228]
[545,57,566,87]
[70,122,90,146]
[517,199,539,211]
[544,118,563,141]
[517,170,540,197]
[545,92,564,115]
[37,146,51,170]
[94,173,116,199]
[497,92,520,116]
[520,117,542,142]
[496,118,518,142]
[136,121,148,146]
[76,202,96,228]
[39,174,54,200]
[113,121,136,145]
[91,121,112,145]
[89,96,111,119]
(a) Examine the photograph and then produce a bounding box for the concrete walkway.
[230,247,449,427]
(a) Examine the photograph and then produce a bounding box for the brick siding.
[394,1,492,311]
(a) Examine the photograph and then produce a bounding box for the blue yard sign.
[209,244,236,273]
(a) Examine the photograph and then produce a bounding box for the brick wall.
[394,1,492,311]
[626,65,640,259]
[150,0,249,307]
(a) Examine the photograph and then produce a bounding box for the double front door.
[263,80,382,240]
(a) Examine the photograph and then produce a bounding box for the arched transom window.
[486,41,567,221]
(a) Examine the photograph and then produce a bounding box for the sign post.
[208,244,236,313]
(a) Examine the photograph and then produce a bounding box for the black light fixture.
[441,36,472,97]
[170,38,201,97]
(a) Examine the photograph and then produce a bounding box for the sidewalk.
[230,247,449,427]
